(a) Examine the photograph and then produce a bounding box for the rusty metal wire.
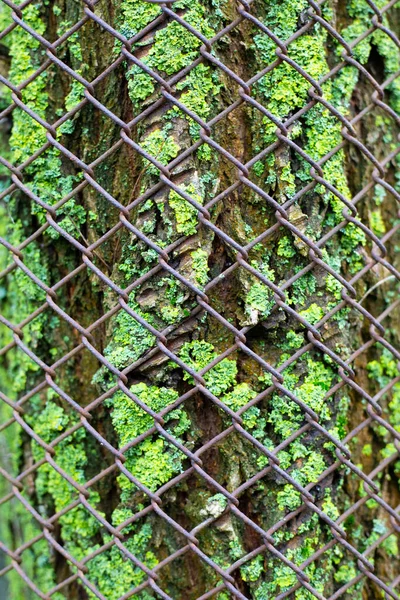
[0,0,399,598]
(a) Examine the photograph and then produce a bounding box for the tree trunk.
[0,0,399,599]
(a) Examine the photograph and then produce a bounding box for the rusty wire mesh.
[0,0,399,598]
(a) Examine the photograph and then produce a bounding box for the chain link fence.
[0,0,399,598]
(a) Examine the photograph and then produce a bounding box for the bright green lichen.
[223,382,258,428]
[191,248,210,288]
[0,5,101,594]
[118,0,161,38]
[92,295,156,389]
[367,347,400,467]
[253,0,341,202]
[124,0,223,179]
[298,303,324,325]
[8,5,48,162]
[277,236,297,260]
[277,485,302,512]
[109,382,190,495]
[85,0,227,567]
[28,383,190,598]
[125,0,220,107]
[140,127,180,176]
[175,63,222,121]
[362,443,372,457]
[80,380,191,597]
[253,497,355,600]
[370,210,386,236]
[244,261,276,323]
[340,0,400,111]
[334,562,358,584]
[0,227,53,397]
[168,183,202,236]
[240,555,265,583]
[288,272,317,307]
[267,354,335,439]
[30,401,102,560]
[127,65,156,103]
[88,520,157,600]
[283,331,304,350]
[179,340,238,396]
[0,13,59,589]
[8,6,83,231]
[251,0,393,292]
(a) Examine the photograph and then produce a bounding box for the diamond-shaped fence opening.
[0,0,399,598]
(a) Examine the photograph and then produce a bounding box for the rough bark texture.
[0,0,399,599]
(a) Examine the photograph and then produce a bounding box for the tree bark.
[0,0,399,599]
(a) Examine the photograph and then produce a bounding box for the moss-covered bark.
[0,0,399,598]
